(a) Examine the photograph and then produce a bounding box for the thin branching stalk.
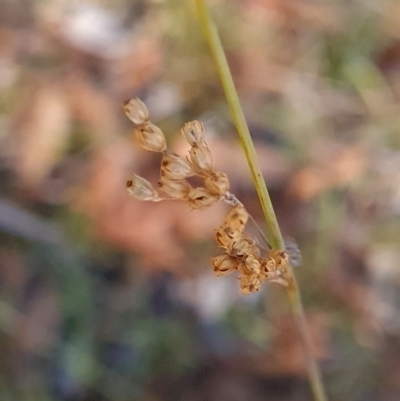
[194,1,328,401]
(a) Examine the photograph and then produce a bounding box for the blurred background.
[1,0,400,400]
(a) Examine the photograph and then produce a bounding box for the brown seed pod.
[260,256,276,274]
[126,175,160,201]
[181,120,205,146]
[215,223,241,249]
[204,171,230,196]
[267,250,289,269]
[227,234,256,257]
[158,178,192,199]
[189,143,214,175]
[160,150,194,180]
[238,254,261,275]
[239,274,261,294]
[123,98,149,125]
[211,254,239,277]
[134,122,166,152]
[224,205,248,232]
[187,187,219,210]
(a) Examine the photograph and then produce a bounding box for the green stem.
[287,278,329,401]
[194,2,328,401]
[194,0,283,250]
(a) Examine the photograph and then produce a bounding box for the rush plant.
[125,1,329,400]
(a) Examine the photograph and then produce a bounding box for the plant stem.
[194,0,283,250]
[287,277,328,401]
[194,2,328,401]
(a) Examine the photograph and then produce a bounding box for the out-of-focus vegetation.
[1,0,400,400]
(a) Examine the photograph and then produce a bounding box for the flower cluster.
[124,98,290,294]
[212,204,290,294]
[124,98,230,209]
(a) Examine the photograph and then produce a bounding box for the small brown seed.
[160,150,194,180]
[189,143,214,175]
[126,175,160,201]
[134,122,166,152]
[123,98,149,125]
[204,171,230,196]
[239,274,261,294]
[224,205,248,231]
[260,257,276,274]
[267,250,289,269]
[215,223,241,249]
[211,254,239,277]
[158,178,192,199]
[187,187,219,210]
[181,120,205,146]
[239,254,261,275]
[227,235,256,257]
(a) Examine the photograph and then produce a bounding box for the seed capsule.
[260,257,276,274]
[227,235,256,257]
[224,205,249,231]
[123,98,149,125]
[160,150,194,180]
[189,143,214,175]
[158,178,192,199]
[267,250,289,269]
[211,254,238,277]
[134,122,166,152]
[126,175,160,201]
[181,120,205,146]
[215,223,241,249]
[204,171,230,196]
[238,254,261,275]
[187,187,219,210]
[239,274,261,294]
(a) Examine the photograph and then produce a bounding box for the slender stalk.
[194,0,283,250]
[194,2,328,401]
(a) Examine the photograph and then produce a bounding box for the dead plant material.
[124,98,291,293]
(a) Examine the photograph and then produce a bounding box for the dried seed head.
[227,234,256,257]
[215,223,241,249]
[189,143,213,175]
[123,98,149,125]
[158,178,192,199]
[238,254,261,275]
[181,120,205,146]
[268,250,289,269]
[224,205,248,232]
[187,187,219,210]
[260,257,276,274]
[126,175,160,201]
[134,122,166,152]
[239,274,261,294]
[204,171,230,196]
[160,150,194,180]
[211,254,239,277]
